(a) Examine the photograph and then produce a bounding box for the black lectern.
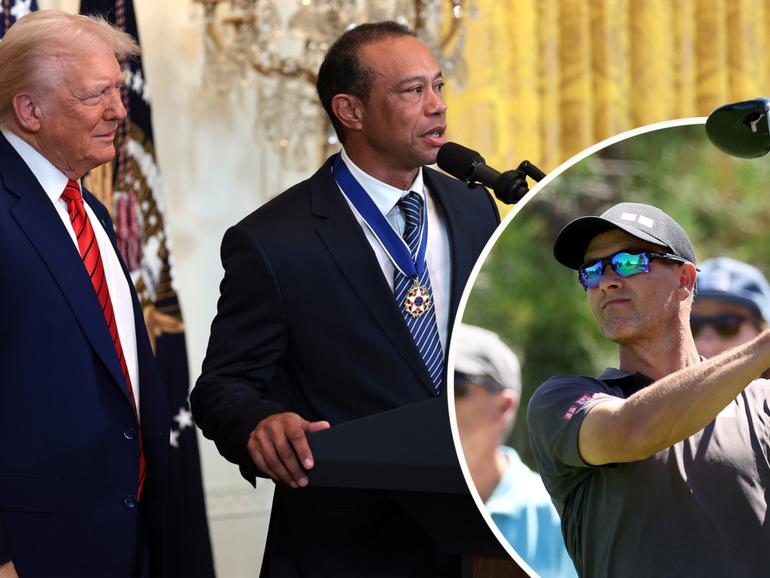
[307,397,527,577]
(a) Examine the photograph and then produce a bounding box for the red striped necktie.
[61,179,146,499]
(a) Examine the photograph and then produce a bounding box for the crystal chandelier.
[195,0,472,167]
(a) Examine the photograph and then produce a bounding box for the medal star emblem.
[403,281,433,318]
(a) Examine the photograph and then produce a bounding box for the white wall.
[40,1,317,575]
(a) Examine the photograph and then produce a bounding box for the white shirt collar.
[340,146,424,215]
[2,127,76,203]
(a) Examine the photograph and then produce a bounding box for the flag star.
[132,68,144,95]
[11,0,33,20]
[123,67,134,89]
[170,429,180,448]
[174,406,194,430]
[142,79,151,104]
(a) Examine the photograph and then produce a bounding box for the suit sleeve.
[190,223,287,483]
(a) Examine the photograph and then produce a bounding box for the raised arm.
[579,330,770,465]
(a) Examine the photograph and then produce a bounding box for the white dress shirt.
[338,147,452,351]
[3,128,141,414]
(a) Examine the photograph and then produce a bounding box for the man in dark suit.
[0,10,169,578]
[192,21,499,577]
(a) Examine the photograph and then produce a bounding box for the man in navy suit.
[192,21,500,577]
[0,10,169,578]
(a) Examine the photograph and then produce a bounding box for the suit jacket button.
[123,428,136,440]
[123,495,137,509]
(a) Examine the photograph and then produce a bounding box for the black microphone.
[436,142,546,205]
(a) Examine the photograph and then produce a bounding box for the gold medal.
[403,279,433,318]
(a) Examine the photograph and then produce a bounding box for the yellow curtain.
[446,0,770,182]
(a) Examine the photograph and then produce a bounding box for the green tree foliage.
[462,122,770,468]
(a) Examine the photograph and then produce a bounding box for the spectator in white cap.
[454,324,576,578]
[692,257,770,358]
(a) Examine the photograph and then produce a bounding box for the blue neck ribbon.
[332,154,428,278]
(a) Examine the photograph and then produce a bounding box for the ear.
[678,262,698,300]
[11,92,43,133]
[498,389,519,421]
[331,93,364,133]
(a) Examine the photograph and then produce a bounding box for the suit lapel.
[0,135,133,406]
[310,158,437,395]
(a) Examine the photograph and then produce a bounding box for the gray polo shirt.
[528,368,770,578]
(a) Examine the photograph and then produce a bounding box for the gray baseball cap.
[695,257,770,322]
[553,202,697,270]
[453,324,521,397]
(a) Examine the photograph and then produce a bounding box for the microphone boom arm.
[492,161,546,205]
[517,160,546,182]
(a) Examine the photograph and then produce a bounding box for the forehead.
[358,35,439,81]
[692,298,757,318]
[584,228,666,262]
[56,39,121,84]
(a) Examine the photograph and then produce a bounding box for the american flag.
[0,0,37,38]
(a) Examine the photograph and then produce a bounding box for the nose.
[105,86,127,121]
[597,266,624,292]
[426,84,447,115]
[694,330,726,357]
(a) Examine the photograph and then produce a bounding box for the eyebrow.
[396,71,443,87]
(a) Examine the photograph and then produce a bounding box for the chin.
[600,322,638,344]
[695,344,724,358]
[92,147,117,165]
[414,150,438,168]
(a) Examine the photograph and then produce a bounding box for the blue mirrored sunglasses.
[578,250,686,290]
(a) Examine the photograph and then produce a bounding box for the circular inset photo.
[449,118,770,578]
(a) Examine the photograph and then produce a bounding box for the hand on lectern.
[247,412,331,488]
[0,561,18,578]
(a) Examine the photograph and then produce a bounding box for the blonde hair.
[0,9,139,123]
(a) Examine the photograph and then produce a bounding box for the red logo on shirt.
[562,393,594,420]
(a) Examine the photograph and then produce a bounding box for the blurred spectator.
[693,258,770,362]
[454,324,577,578]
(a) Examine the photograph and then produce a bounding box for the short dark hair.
[316,21,416,143]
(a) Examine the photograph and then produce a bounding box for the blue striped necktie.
[394,192,443,394]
